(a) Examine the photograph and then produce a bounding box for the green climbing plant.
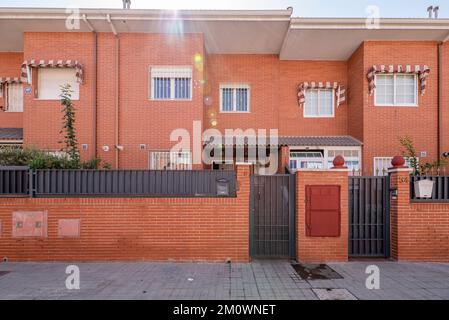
[59,84,80,166]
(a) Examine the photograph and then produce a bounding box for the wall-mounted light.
[82,144,88,151]
[102,145,110,152]
[139,144,146,150]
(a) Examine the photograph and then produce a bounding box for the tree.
[59,84,80,165]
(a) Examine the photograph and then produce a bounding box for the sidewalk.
[0,260,448,300]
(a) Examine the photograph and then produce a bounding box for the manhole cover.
[313,288,357,300]
[291,264,343,280]
[0,271,10,277]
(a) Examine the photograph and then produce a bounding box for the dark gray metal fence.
[0,169,236,198]
[250,174,296,259]
[349,176,390,258]
[410,176,449,202]
[0,167,29,197]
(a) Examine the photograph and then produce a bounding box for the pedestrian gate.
[250,175,296,259]
[349,176,390,258]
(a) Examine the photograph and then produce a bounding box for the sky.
[0,0,448,18]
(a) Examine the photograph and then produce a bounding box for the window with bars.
[149,151,192,170]
[373,156,416,176]
[304,89,334,117]
[220,84,250,112]
[150,66,192,100]
[375,74,417,106]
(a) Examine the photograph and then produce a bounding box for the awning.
[0,128,23,141]
[367,64,430,96]
[297,82,346,108]
[21,59,84,84]
[204,135,362,147]
[278,136,362,147]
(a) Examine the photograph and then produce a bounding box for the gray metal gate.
[349,176,390,258]
[250,175,296,259]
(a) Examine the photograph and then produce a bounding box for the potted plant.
[414,179,435,198]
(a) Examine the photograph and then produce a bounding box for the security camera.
[115,145,124,151]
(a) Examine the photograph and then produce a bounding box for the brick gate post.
[388,156,413,260]
[295,156,349,263]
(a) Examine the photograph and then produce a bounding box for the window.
[38,68,80,100]
[150,66,192,100]
[6,83,23,112]
[289,151,324,170]
[149,151,192,170]
[304,89,334,117]
[220,84,250,112]
[375,74,417,106]
[327,149,360,172]
[374,156,416,176]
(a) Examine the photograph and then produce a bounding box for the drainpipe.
[107,14,120,168]
[438,42,442,160]
[83,15,97,159]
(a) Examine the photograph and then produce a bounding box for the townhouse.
[1,8,449,175]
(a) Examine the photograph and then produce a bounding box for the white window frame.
[149,150,192,170]
[303,88,335,118]
[149,66,193,101]
[289,151,325,170]
[373,156,417,176]
[6,83,24,113]
[374,74,418,107]
[219,84,250,113]
[37,68,80,101]
[287,146,362,172]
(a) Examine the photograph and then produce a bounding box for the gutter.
[83,14,97,160]
[106,14,120,168]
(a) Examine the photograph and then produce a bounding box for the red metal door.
[305,185,341,237]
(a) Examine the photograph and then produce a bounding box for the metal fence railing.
[0,168,236,198]
[0,166,30,197]
[410,176,449,202]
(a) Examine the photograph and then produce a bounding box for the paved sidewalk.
[0,260,448,300]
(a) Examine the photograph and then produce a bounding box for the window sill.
[374,104,418,107]
[34,98,80,101]
[219,111,250,114]
[303,115,335,118]
[4,111,23,113]
[149,98,192,102]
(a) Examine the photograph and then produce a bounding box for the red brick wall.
[0,165,250,262]
[23,33,95,160]
[0,52,24,128]
[347,43,364,142]
[390,169,449,262]
[362,41,439,174]
[296,170,349,263]
[205,55,348,136]
[441,42,449,157]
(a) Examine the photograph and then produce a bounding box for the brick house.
[1,8,449,175]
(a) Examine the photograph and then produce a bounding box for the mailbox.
[216,178,230,196]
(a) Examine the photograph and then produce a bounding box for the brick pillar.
[296,167,349,263]
[388,157,413,260]
[235,163,251,262]
[278,146,289,173]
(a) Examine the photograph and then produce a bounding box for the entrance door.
[250,174,296,259]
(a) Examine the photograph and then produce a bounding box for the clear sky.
[0,0,448,18]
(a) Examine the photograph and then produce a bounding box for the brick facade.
[389,168,449,262]
[0,34,445,172]
[295,170,349,263]
[0,165,251,262]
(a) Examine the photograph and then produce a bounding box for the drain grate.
[291,264,343,280]
[313,288,357,300]
[0,271,10,278]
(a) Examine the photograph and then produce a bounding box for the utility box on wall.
[12,211,48,237]
[305,185,341,237]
